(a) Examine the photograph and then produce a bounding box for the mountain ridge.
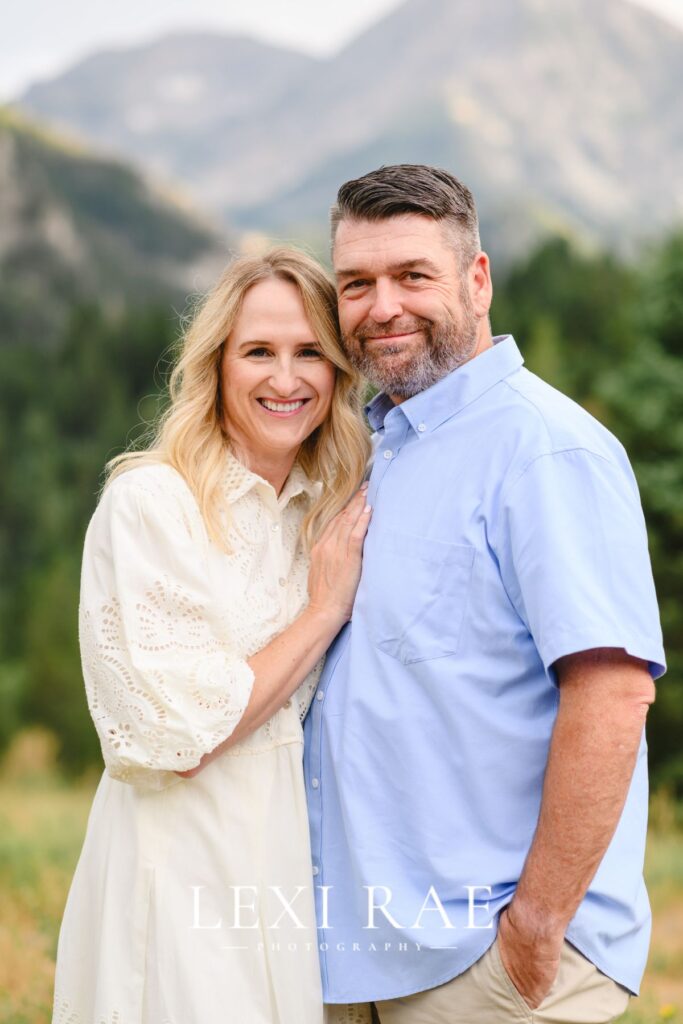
[0,106,229,347]
[16,0,683,260]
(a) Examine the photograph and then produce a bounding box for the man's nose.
[368,280,403,323]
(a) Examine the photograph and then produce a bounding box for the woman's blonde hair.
[105,247,371,550]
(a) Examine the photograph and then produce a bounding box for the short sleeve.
[493,447,666,680]
[79,477,255,789]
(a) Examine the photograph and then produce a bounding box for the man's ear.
[469,253,493,318]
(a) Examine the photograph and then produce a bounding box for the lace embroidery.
[54,996,373,1024]
[79,458,321,787]
[53,997,123,1024]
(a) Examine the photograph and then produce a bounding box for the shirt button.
[311,777,320,789]
[312,865,319,876]
[278,577,286,587]
[383,449,393,460]
[417,423,427,433]
[316,691,324,701]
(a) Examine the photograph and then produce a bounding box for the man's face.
[333,214,491,400]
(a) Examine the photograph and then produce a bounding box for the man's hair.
[330,164,481,272]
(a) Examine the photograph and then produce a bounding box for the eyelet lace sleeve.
[79,476,255,789]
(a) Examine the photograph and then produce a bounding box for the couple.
[52,165,665,1024]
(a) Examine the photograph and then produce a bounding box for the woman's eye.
[299,348,323,358]
[246,347,271,358]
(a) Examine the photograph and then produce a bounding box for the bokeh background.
[1,1,682,1020]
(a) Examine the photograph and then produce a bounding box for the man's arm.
[498,647,655,1009]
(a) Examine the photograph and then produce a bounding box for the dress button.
[278,577,286,587]
[283,699,292,709]
[383,450,393,460]
[311,777,320,789]
[417,423,427,433]
[312,865,320,876]
[316,691,324,701]
[271,523,280,532]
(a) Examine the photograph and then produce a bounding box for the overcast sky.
[2,0,682,100]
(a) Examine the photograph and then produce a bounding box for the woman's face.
[221,277,336,471]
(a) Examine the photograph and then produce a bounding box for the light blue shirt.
[304,335,665,1003]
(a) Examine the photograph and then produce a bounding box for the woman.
[52,248,373,1024]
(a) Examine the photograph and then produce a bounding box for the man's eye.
[405,272,425,281]
[344,280,369,291]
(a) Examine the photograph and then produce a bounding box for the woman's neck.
[229,441,298,497]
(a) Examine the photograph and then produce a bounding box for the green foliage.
[21,555,101,773]
[493,230,683,791]
[0,301,177,772]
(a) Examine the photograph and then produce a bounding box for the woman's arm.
[177,486,371,775]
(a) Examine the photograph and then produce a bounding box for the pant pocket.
[489,938,535,1020]
[531,941,630,1024]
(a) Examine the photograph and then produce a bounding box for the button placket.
[271,510,294,722]
[269,512,289,627]
[371,417,409,497]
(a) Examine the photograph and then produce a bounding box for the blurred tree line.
[0,231,681,789]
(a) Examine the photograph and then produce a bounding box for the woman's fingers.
[316,485,370,549]
[307,483,372,623]
[350,500,372,544]
[334,488,370,551]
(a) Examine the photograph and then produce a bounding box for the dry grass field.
[1,731,682,1024]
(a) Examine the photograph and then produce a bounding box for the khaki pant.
[371,938,631,1024]
[370,937,634,1019]
[324,1005,374,1023]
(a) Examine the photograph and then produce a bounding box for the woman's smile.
[256,396,312,417]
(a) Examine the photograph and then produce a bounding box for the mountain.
[19,32,318,211]
[0,107,229,347]
[17,0,683,261]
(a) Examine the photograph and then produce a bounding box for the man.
[304,164,665,1024]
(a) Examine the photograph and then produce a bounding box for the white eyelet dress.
[52,453,370,1024]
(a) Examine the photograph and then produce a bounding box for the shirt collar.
[366,335,524,435]
[279,460,321,505]
[220,447,319,506]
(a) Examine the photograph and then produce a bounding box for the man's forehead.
[333,214,449,273]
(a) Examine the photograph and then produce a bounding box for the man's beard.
[342,299,480,400]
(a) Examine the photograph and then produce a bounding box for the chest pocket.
[362,530,475,665]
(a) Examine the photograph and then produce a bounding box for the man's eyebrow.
[336,258,441,281]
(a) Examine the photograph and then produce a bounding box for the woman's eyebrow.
[236,339,322,350]
[236,339,270,350]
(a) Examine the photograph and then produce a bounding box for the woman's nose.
[269,360,300,396]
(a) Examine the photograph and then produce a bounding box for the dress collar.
[219,447,319,507]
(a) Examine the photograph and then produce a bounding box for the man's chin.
[369,346,406,359]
